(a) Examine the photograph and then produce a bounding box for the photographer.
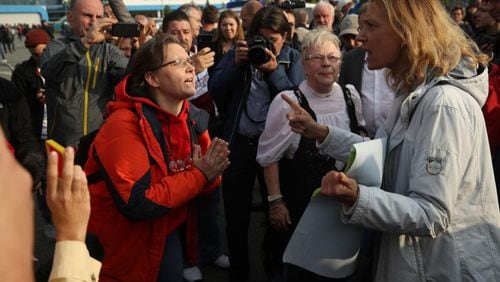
[40,0,128,147]
[209,6,304,282]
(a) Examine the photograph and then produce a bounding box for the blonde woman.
[284,0,500,281]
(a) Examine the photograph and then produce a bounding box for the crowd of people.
[1,0,500,281]
[0,22,54,62]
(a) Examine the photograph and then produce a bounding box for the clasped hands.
[192,138,230,182]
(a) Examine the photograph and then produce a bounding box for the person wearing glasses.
[285,0,500,281]
[256,29,365,281]
[83,34,230,282]
[209,6,304,282]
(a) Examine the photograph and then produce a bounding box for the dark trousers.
[222,134,274,281]
[197,187,223,263]
[157,230,184,282]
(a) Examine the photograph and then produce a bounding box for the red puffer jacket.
[485,64,500,154]
[85,76,220,282]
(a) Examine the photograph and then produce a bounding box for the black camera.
[278,0,306,9]
[247,36,275,66]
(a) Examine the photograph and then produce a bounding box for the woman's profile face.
[357,2,403,72]
[303,41,341,92]
[221,17,238,41]
[259,27,286,55]
[151,43,196,101]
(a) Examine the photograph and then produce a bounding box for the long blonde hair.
[372,0,489,92]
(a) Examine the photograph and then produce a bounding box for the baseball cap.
[339,14,359,37]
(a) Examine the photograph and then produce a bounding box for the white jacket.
[318,62,500,281]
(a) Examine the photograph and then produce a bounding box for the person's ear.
[144,72,160,88]
[67,10,74,25]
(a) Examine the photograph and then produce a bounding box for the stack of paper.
[283,138,386,278]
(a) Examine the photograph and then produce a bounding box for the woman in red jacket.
[84,34,230,282]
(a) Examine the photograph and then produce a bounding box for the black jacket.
[339,47,365,93]
[11,57,45,139]
[0,77,44,183]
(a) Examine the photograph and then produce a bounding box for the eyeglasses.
[304,53,340,64]
[150,57,194,71]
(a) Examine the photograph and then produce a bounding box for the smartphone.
[111,23,140,37]
[197,33,214,50]
[45,139,65,175]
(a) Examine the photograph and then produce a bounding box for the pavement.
[0,37,29,80]
[2,37,269,282]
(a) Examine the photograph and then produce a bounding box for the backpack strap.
[339,83,367,136]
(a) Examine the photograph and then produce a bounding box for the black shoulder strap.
[142,104,170,164]
[292,87,317,121]
[339,83,367,137]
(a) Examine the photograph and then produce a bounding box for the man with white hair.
[179,4,203,38]
[312,1,335,31]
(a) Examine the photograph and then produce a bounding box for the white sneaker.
[212,254,230,269]
[183,266,202,282]
[0,59,7,63]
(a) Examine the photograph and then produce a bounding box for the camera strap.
[241,60,292,124]
[241,67,268,124]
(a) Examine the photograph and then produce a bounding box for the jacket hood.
[439,59,488,107]
[426,59,489,107]
[108,75,189,118]
[396,58,488,127]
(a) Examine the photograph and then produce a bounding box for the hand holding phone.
[46,145,90,242]
[197,33,214,50]
[45,139,65,175]
[111,23,141,37]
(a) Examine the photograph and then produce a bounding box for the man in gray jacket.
[41,0,128,146]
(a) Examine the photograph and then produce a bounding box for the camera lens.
[248,36,272,66]
[248,47,269,66]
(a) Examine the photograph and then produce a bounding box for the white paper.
[283,138,386,278]
[283,195,364,278]
[345,138,387,187]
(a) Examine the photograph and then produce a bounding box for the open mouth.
[185,77,195,85]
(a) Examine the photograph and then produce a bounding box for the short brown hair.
[128,34,183,99]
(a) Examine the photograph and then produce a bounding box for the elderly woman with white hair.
[256,29,365,281]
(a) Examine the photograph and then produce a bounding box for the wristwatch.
[267,194,283,203]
